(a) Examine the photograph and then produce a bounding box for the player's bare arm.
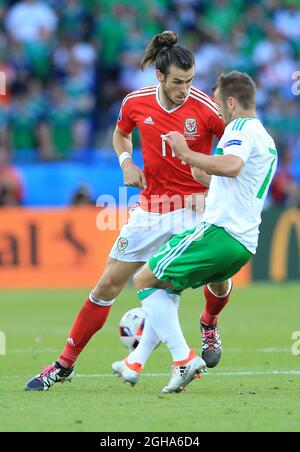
[191,167,211,187]
[113,126,147,189]
[165,131,243,178]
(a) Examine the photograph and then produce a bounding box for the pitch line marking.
[2,370,299,380]
[76,370,300,378]
[7,347,292,354]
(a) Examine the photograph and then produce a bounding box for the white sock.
[127,320,160,366]
[141,289,190,362]
[127,293,181,366]
[89,291,115,307]
[207,279,232,298]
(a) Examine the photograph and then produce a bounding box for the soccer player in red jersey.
[25,31,231,391]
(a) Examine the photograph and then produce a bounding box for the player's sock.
[127,293,180,366]
[138,288,190,362]
[58,292,114,368]
[201,279,233,326]
[127,320,160,366]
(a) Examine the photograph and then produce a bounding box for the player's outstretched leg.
[200,279,232,368]
[112,295,180,386]
[136,286,206,393]
[25,259,142,391]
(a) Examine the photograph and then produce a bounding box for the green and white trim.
[152,223,210,279]
[231,117,256,131]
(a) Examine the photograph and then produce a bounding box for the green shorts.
[149,222,252,291]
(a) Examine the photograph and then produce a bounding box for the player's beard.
[161,85,185,109]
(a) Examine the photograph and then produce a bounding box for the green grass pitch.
[1,283,300,432]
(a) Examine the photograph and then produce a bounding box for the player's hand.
[165,131,190,161]
[122,159,147,189]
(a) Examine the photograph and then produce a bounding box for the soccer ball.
[119,307,145,351]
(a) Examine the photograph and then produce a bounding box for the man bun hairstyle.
[141,31,195,75]
[214,71,256,110]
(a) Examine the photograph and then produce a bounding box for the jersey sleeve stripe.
[232,117,256,131]
[123,85,157,98]
[123,89,156,101]
[190,88,219,109]
[238,117,256,130]
[191,87,218,106]
[190,93,221,117]
[138,84,158,91]
[190,91,219,110]
[190,91,220,112]
[122,86,157,102]
[122,90,157,105]
[231,119,240,130]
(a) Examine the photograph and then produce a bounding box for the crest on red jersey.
[184,118,197,133]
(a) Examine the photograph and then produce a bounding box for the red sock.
[58,298,112,368]
[201,282,233,326]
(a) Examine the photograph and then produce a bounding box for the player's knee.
[133,270,147,291]
[93,276,121,300]
[208,280,231,297]
[133,272,142,291]
[133,266,158,291]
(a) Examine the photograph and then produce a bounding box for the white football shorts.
[109,206,203,262]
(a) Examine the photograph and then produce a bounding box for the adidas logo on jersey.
[144,116,155,125]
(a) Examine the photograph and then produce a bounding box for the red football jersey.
[117,84,225,213]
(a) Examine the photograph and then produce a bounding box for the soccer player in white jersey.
[25,31,227,391]
[113,71,278,393]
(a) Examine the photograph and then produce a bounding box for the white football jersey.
[203,117,277,254]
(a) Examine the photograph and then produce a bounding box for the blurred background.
[0,0,299,287]
[1,2,299,432]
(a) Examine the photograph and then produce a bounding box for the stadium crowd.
[0,0,299,206]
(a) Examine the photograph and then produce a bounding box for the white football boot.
[161,349,206,394]
[112,359,142,386]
